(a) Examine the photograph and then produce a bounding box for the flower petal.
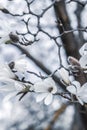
[58,68,70,85]
[76,96,84,105]
[72,81,81,90]
[44,93,53,105]
[14,55,28,73]
[67,85,76,94]
[79,43,87,56]
[67,81,80,95]
[44,77,57,93]
[36,93,48,102]
[79,55,87,72]
[34,82,48,92]
[0,85,15,92]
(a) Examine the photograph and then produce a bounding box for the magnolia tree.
[0,0,87,130]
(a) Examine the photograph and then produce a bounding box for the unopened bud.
[58,67,70,86]
[68,56,80,66]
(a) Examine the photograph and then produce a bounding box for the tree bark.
[54,0,80,59]
[53,0,87,130]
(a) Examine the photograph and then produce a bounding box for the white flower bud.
[58,67,70,85]
[68,56,80,66]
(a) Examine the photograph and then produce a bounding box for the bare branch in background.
[45,104,67,130]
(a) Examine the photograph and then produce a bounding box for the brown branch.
[54,0,80,58]
[12,43,66,91]
[45,104,67,130]
[54,1,87,130]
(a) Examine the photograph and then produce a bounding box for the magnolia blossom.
[0,78,33,102]
[9,55,28,73]
[67,81,87,105]
[34,77,57,105]
[58,67,70,85]
[0,63,16,79]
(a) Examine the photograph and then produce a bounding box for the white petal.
[77,92,87,103]
[44,77,57,93]
[34,82,48,92]
[78,82,87,94]
[0,79,16,91]
[14,81,25,91]
[67,81,81,94]
[36,93,48,102]
[0,78,25,92]
[0,77,11,82]
[79,55,87,72]
[44,93,53,105]
[14,55,28,73]
[67,85,77,94]
[58,68,70,85]
[0,85,15,92]
[76,96,84,105]
[80,96,87,104]
[44,77,55,86]
[72,81,81,90]
[76,82,87,104]
[79,43,87,56]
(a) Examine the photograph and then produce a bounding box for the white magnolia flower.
[79,43,87,56]
[67,81,87,105]
[58,67,70,85]
[34,77,57,105]
[10,55,28,73]
[0,63,16,79]
[0,78,33,101]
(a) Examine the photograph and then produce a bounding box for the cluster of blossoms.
[0,55,58,105]
[0,55,32,100]
[58,43,87,105]
[0,43,87,106]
